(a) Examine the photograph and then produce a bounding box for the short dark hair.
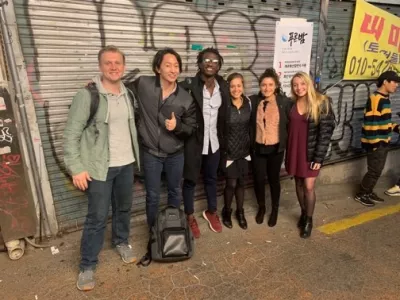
[196,47,224,70]
[377,70,400,88]
[152,48,182,74]
[98,45,125,64]
[227,72,244,85]
[259,68,283,95]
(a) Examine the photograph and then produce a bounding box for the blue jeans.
[143,151,184,227]
[183,149,220,215]
[80,163,134,271]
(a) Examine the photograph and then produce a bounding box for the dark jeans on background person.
[252,151,285,209]
[143,151,184,227]
[360,146,389,194]
[183,149,220,215]
[80,163,134,271]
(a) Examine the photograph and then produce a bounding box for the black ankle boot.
[297,210,307,228]
[300,217,313,239]
[222,207,233,229]
[267,207,279,227]
[236,209,247,229]
[255,206,266,224]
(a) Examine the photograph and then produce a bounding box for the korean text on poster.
[273,20,313,95]
[343,0,400,80]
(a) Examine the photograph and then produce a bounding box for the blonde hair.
[290,72,330,124]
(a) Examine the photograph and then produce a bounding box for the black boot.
[222,207,233,229]
[236,209,248,229]
[255,206,266,224]
[300,217,313,239]
[297,210,307,228]
[267,207,279,227]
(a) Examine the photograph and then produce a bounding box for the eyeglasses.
[203,58,219,65]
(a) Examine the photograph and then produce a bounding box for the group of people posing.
[64,45,337,291]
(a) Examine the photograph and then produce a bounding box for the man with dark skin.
[180,48,229,238]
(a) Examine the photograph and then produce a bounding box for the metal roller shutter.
[322,1,400,163]
[14,0,321,232]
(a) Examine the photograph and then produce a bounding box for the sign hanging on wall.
[273,19,314,95]
[343,0,400,80]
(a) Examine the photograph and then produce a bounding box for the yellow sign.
[343,0,400,80]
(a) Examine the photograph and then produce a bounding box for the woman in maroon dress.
[286,72,335,238]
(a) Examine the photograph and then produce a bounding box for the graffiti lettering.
[0,127,12,143]
[322,81,400,160]
[0,87,36,240]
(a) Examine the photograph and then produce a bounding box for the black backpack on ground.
[138,206,194,266]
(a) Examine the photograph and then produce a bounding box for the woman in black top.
[221,73,252,229]
[249,69,293,227]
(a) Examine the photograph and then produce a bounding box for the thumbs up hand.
[165,112,177,131]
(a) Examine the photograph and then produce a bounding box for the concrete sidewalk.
[1,177,400,300]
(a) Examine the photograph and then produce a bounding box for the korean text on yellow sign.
[344,0,400,80]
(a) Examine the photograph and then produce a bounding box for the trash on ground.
[50,246,59,255]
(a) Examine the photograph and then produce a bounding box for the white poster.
[273,20,314,96]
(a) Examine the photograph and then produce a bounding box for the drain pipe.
[0,0,51,238]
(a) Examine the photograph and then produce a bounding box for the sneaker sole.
[369,199,384,203]
[76,282,95,291]
[202,211,221,233]
[121,257,137,264]
[384,191,400,196]
[354,197,375,207]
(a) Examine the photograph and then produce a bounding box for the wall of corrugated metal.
[14,0,321,232]
[322,1,400,162]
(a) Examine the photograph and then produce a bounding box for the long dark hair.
[258,68,283,95]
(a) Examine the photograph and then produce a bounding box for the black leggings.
[224,177,245,210]
[294,176,317,217]
[252,151,285,209]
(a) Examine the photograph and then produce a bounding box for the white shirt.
[202,80,222,155]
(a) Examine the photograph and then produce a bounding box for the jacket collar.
[155,75,179,97]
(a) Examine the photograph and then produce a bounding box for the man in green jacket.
[63,45,140,291]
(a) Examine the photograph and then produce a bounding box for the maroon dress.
[285,105,320,178]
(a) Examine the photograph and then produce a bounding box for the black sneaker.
[354,193,375,207]
[368,192,384,203]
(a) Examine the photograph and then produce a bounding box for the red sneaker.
[188,216,201,239]
[202,210,222,233]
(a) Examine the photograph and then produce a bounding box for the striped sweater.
[361,91,399,150]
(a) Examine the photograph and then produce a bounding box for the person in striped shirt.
[354,71,399,207]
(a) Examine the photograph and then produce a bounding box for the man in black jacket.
[180,48,229,238]
[131,48,196,227]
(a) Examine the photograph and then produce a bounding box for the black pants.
[360,147,389,194]
[252,151,285,209]
[183,149,220,214]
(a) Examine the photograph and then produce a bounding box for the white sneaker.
[384,185,400,196]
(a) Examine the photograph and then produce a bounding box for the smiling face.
[260,77,277,98]
[99,51,125,84]
[229,77,244,100]
[291,76,308,98]
[156,53,180,84]
[199,52,219,78]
